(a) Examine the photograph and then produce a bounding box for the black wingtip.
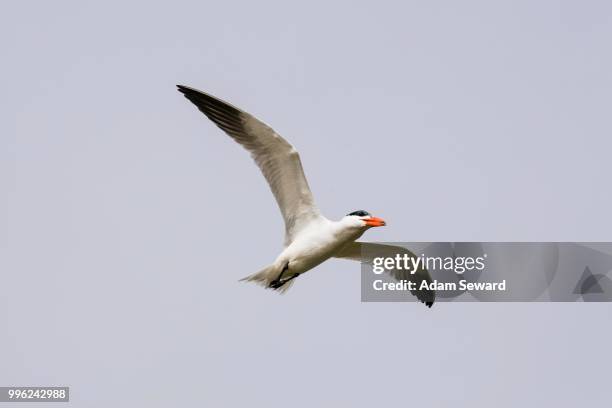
[175,85,243,115]
[176,84,202,97]
[176,84,191,94]
[426,301,434,308]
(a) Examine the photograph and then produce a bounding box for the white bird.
[177,85,435,307]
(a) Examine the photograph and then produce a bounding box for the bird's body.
[177,85,435,306]
[271,216,365,283]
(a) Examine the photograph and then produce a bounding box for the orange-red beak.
[365,216,386,227]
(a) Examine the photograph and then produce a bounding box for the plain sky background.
[2,0,612,406]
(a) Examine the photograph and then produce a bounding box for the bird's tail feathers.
[239,265,294,294]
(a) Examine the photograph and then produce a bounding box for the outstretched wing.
[177,85,321,243]
[335,242,435,307]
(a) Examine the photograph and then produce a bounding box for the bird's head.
[344,210,386,228]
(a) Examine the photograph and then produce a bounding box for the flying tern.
[177,85,434,307]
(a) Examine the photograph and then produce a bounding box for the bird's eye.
[347,210,370,217]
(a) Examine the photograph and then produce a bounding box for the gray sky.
[2,0,611,406]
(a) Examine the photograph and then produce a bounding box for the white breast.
[276,218,365,276]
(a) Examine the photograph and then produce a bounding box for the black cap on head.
[347,210,370,217]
